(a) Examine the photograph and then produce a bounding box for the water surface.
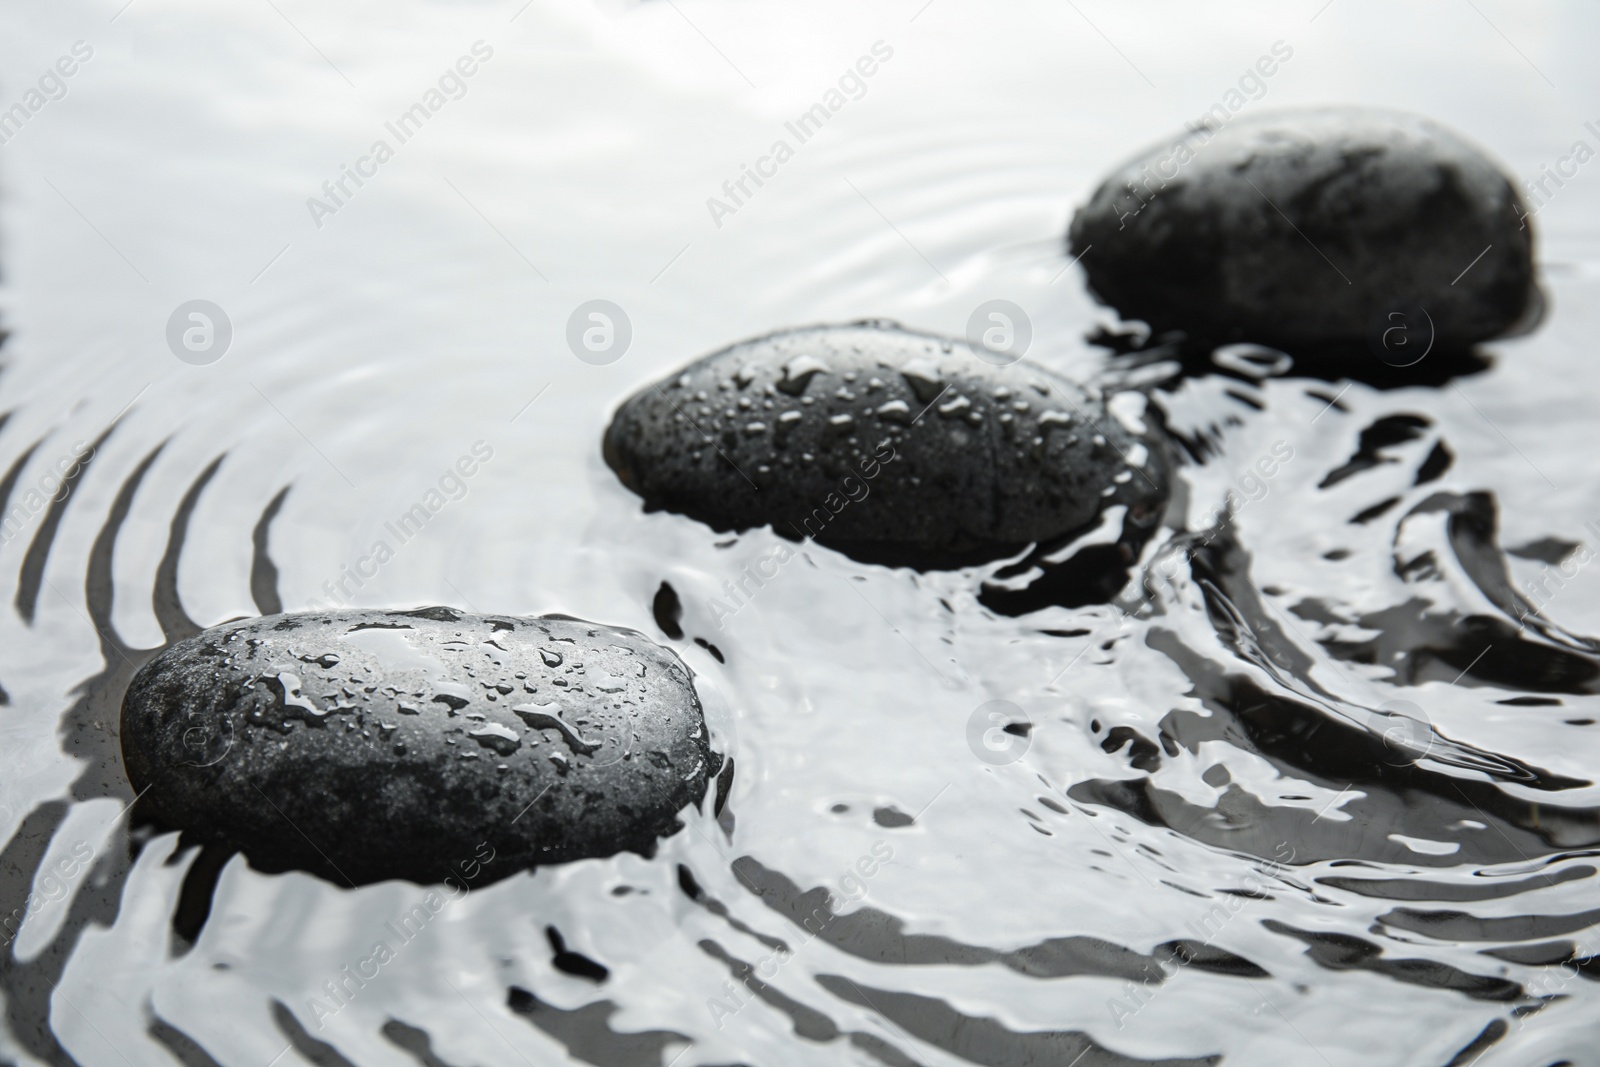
[2,2,1599,1065]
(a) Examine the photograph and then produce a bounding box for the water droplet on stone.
[900,359,944,403]
[777,355,828,395]
[876,399,912,424]
[468,722,521,755]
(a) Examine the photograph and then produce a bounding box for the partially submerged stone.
[603,322,1169,565]
[1069,107,1538,349]
[121,607,716,886]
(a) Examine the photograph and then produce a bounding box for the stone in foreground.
[603,322,1169,565]
[1068,107,1537,349]
[121,607,716,886]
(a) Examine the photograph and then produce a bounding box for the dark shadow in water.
[147,1011,226,1067]
[727,855,1265,983]
[693,936,936,1067]
[1318,863,1595,902]
[677,863,790,951]
[151,453,223,645]
[0,435,163,1067]
[1066,522,1600,897]
[651,580,683,640]
[807,534,1037,574]
[698,937,843,1042]
[1443,1020,1510,1067]
[816,975,1221,1067]
[1318,414,1432,488]
[977,527,1145,617]
[168,842,232,953]
[678,856,1265,1064]
[547,924,609,983]
[16,426,114,625]
[1314,517,1600,694]
[0,440,280,1067]
[381,1019,468,1067]
[1100,330,1495,393]
[506,985,689,1067]
[272,999,359,1067]
[251,486,291,616]
[1261,920,1522,1001]
[1378,902,1600,942]
[0,430,44,667]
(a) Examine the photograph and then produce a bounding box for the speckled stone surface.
[603,322,1169,562]
[120,607,716,886]
[1069,107,1537,348]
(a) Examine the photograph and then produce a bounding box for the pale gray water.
[1,2,1600,1065]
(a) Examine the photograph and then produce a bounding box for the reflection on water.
[2,1,1600,1065]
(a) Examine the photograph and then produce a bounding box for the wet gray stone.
[121,607,716,886]
[1069,107,1538,348]
[603,322,1169,564]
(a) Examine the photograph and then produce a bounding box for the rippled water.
[3,1,1600,1065]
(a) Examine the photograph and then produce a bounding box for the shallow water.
[2,1,1600,1064]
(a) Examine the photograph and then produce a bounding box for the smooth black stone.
[120,607,716,886]
[603,322,1169,565]
[1069,107,1538,349]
